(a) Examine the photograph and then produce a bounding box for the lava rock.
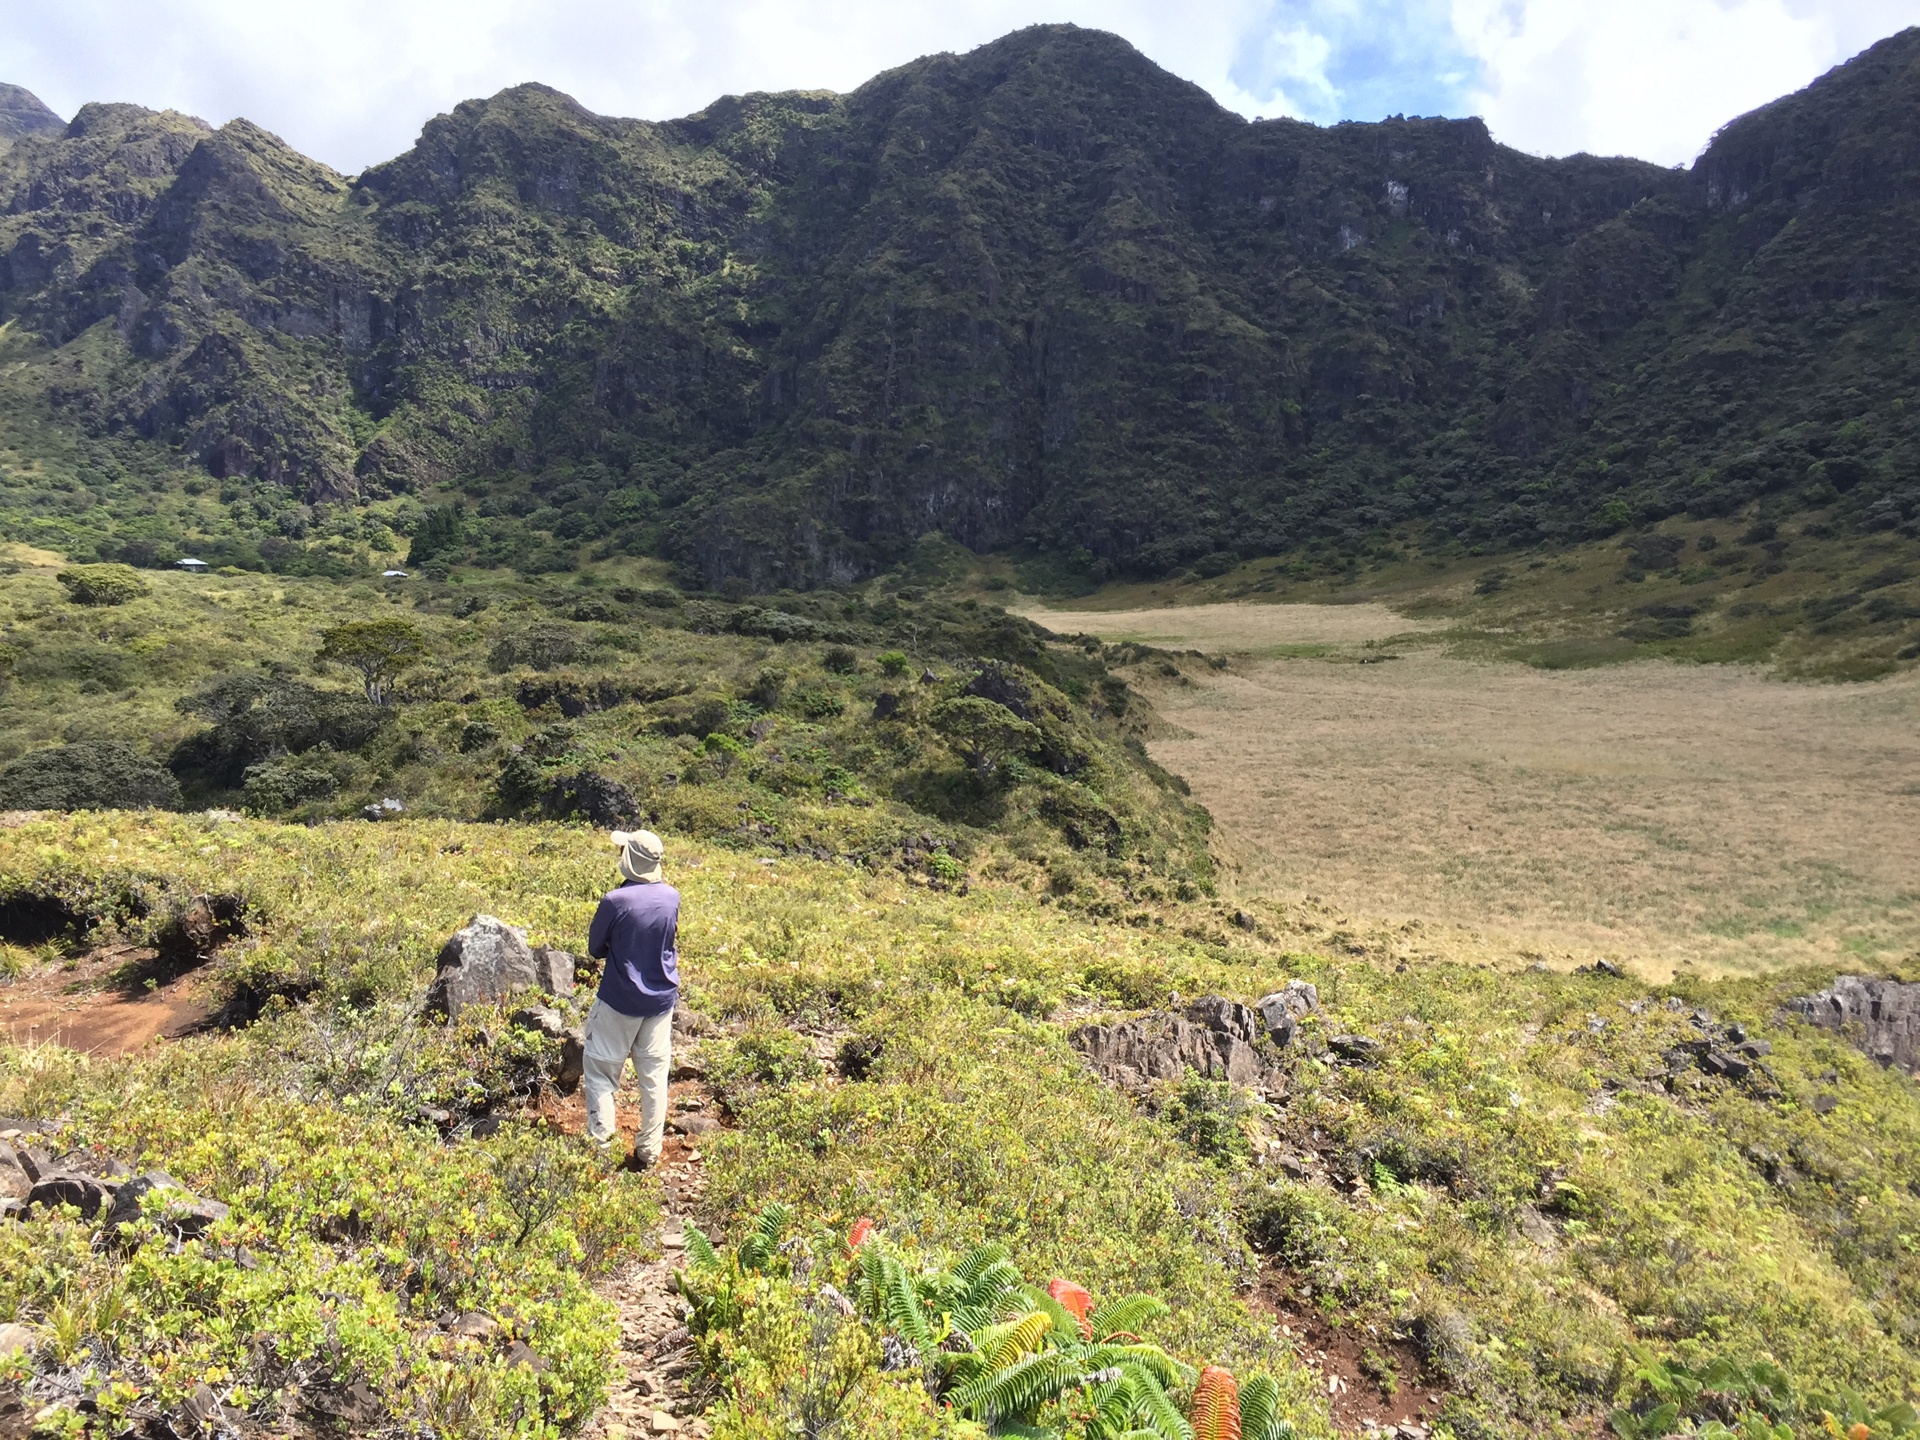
[509,1004,587,1092]
[1185,995,1261,1045]
[1328,1034,1383,1064]
[0,1145,28,1203]
[1784,975,1920,1071]
[426,915,567,1019]
[25,1172,117,1218]
[531,947,576,996]
[1255,981,1320,1045]
[0,1322,31,1356]
[1072,1009,1278,1092]
[105,1171,230,1241]
[670,1113,722,1138]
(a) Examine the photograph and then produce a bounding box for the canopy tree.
[317,619,428,706]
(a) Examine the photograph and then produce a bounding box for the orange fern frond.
[847,1216,876,1251]
[1191,1366,1242,1440]
[1047,1277,1094,1339]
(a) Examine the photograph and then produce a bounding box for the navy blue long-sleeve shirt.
[587,881,680,1017]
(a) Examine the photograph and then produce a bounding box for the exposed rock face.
[0,85,63,145]
[1784,976,1920,1071]
[532,947,576,996]
[0,1144,30,1202]
[1255,982,1320,1045]
[426,915,569,1018]
[510,1004,586,1091]
[1072,995,1286,1095]
[25,1172,117,1218]
[105,1171,230,1241]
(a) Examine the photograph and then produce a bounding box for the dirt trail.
[1252,1270,1442,1437]
[558,1068,720,1440]
[0,947,212,1055]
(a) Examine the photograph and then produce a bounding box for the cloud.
[1228,0,1482,123]
[0,0,1913,175]
[1454,0,1920,164]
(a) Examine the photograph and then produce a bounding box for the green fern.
[859,1248,937,1347]
[950,1347,1086,1424]
[735,1202,791,1273]
[1090,1294,1171,1342]
[1239,1374,1296,1440]
[1021,1283,1086,1343]
[683,1224,721,1271]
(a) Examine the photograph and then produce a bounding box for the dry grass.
[1029,602,1920,978]
[1018,600,1436,651]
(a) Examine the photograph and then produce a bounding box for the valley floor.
[1023,600,1920,977]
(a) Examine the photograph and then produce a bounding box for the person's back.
[581,829,681,1168]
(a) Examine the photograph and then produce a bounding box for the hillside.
[0,25,1917,587]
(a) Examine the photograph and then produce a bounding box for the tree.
[929,696,1040,779]
[317,619,428,706]
[56,564,147,606]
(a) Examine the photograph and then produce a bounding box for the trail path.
[576,1068,719,1440]
[0,947,211,1055]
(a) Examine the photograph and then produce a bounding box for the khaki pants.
[582,999,673,1165]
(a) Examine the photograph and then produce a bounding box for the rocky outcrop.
[105,1171,230,1241]
[425,915,572,1018]
[1072,996,1287,1097]
[1255,982,1320,1045]
[1784,976,1920,1071]
[511,1004,586,1092]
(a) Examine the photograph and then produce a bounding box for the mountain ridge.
[0,23,1915,586]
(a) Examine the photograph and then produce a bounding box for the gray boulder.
[1185,996,1261,1045]
[427,915,568,1018]
[532,947,576,996]
[1784,976,1920,1072]
[105,1171,229,1241]
[1255,981,1320,1045]
[0,1145,28,1203]
[1072,998,1280,1094]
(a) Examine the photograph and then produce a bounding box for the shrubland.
[0,811,1916,1437]
[0,558,1212,908]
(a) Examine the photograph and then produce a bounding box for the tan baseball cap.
[611,829,665,883]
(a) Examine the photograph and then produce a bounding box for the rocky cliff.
[0,26,1916,584]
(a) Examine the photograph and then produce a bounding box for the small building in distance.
[381,569,409,579]
[176,557,209,573]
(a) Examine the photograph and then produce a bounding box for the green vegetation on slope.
[0,26,1917,588]
[1,814,1917,1437]
[0,559,1211,903]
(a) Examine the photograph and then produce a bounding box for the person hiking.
[583,828,680,1169]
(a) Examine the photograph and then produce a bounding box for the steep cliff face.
[0,85,63,152]
[0,24,1916,582]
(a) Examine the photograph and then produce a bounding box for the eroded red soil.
[1252,1267,1445,1435]
[0,946,213,1056]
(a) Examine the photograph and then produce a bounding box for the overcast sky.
[3,0,1916,175]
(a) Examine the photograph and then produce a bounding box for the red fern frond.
[847,1216,876,1250]
[1047,1277,1094,1338]
[1190,1366,1242,1440]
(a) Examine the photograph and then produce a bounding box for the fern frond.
[1091,1294,1171,1341]
[1190,1367,1242,1440]
[949,1242,1012,1291]
[1123,1362,1194,1440]
[975,1310,1054,1370]
[950,1349,1086,1423]
[1239,1375,1289,1440]
[736,1201,791,1272]
[1021,1284,1084,1347]
[1088,1343,1192,1390]
[881,1254,935,1346]
[949,1265,1028,1334]
[683,1224,721,1271]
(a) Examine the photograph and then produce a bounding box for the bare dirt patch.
[1252,1268,1443,1434]
[0,946,214,1055]
[1139,648,1920,976]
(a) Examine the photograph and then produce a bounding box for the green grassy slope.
[0,813,1915,1438]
